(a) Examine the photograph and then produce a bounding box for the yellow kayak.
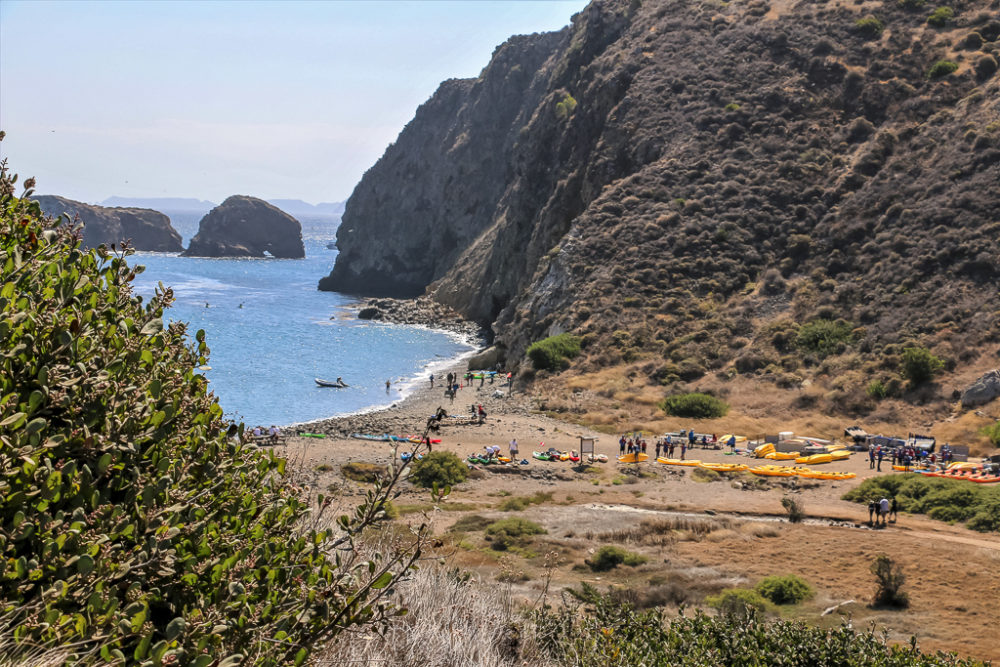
[795,453,833,465]
[618,453,649,463]
[829,450,851,461]
[656,457,701,466]
[764,451,799,460]
[948,461,978,470]
[749,465,797,477]
[698,462,749,473]
[719,434,748,445]
[825,443,848,452]
[754,443,775,458]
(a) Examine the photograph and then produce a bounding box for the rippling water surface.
[131,214,474,427]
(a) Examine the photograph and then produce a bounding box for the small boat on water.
[315,378,348,388]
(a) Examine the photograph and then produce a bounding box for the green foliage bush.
[795,318,853,357]
[981,422,1000,446]
[927,60,959,79]
[555,93,578,120]
[855,15,885,38]
[782,496,804,523]
[755,575,813,605]
[533,591,980,666]
[409,451,468,488]
[0,156,416,664]
[899,346,944,384]
[658,392,729,419]
[706,588,773,616]
[867,379,889,399]
[871,555,909,608]
[485,517,546,550]
[527,333,581,370]
[926,6,954,27]
[844,475,1000,532]
[587,545,648,571]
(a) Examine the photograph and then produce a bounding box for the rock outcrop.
[184,196,304,258]
[321,0,1000,387]
[34,195,183,252]
[962,370,1000,408]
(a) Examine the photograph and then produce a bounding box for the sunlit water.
[131,213,475,427]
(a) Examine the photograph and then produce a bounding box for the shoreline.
[290,296,496,432]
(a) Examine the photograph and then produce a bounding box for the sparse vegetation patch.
[658,392,729,419]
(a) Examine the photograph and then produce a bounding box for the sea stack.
[184,196,305,259]
[33,195,183,252]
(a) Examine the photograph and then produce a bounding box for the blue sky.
[0,0,588,204]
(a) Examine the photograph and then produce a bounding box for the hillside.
[321,0,1000,441]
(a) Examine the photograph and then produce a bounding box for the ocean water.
[130,214,475,427]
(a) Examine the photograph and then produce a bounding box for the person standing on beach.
[386,379,391,393]
[876,446,884,472]
[680,441,687,461]
[879,497,890,526]
[868,499,876,526]
[430,374,434,388]
[509,438,518,459]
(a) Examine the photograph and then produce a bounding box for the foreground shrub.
[871,555,909,608]
[0,154,419,664]
[659,392,729,419]
[900,346,945,384]
[527,333,582,370]
[755,575,813,605]
[587,545,648,571]
[409,451,468,488]
[782,496,805,523]
[532,591,978,665]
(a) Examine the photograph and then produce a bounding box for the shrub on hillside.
[926,6,954,27]
[0,155,418,664]
[527,333,581,370]
[587,545,648,571]
[755,575,814,605]
[976,55,999,80]
[658,392,729,419]
[706,588,773,617]
[899,346,944,384]
[854,15,885,38]
[927,60,959,79]
[409,451,468,488]
[980,421,1000,446]
[795,318,853,357]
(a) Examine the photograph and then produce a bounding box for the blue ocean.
[131,213,475,427]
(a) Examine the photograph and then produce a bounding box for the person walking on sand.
[890,496,898,523]
[879,497,890,526]
[509,438,518,459]
[876,446,884,472]
[868,444,876,469]
[868,499,876,526]
[619,437,626,456]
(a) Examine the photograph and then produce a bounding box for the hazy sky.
[0,0,588,204]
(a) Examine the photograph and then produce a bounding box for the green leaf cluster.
[755,574,813,605]
[586,545,647,571]
[658,392,729,419]
[844,475,1000,532]
[795,318,853,357]
[408,451,467,488]
[526,333,581,371]
[899,346,944,384]
[532,591,983,666]
[0,156,417,664]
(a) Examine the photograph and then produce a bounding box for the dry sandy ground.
[279,360,1000,663]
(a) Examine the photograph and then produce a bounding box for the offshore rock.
[184,196,304,258]
[34,195,183,252]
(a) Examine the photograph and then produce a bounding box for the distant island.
[34,194,183,252]
[183,195,306,258]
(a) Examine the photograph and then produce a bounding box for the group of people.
[867,496,898,526]
[250,424,283,445]
[619,433,650,457]
[868,441,959,471]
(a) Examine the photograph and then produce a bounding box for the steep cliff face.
[34,195,183,252]
[184,196,304,258]
[322,0,1000,403]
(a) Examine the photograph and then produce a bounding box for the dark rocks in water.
[357,307,380,320]
[184,195,304,258]
[33,195,183,252]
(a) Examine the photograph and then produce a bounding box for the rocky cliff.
[184,196,305,258]
[34,195,183,252]
[322,0,1000,415]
